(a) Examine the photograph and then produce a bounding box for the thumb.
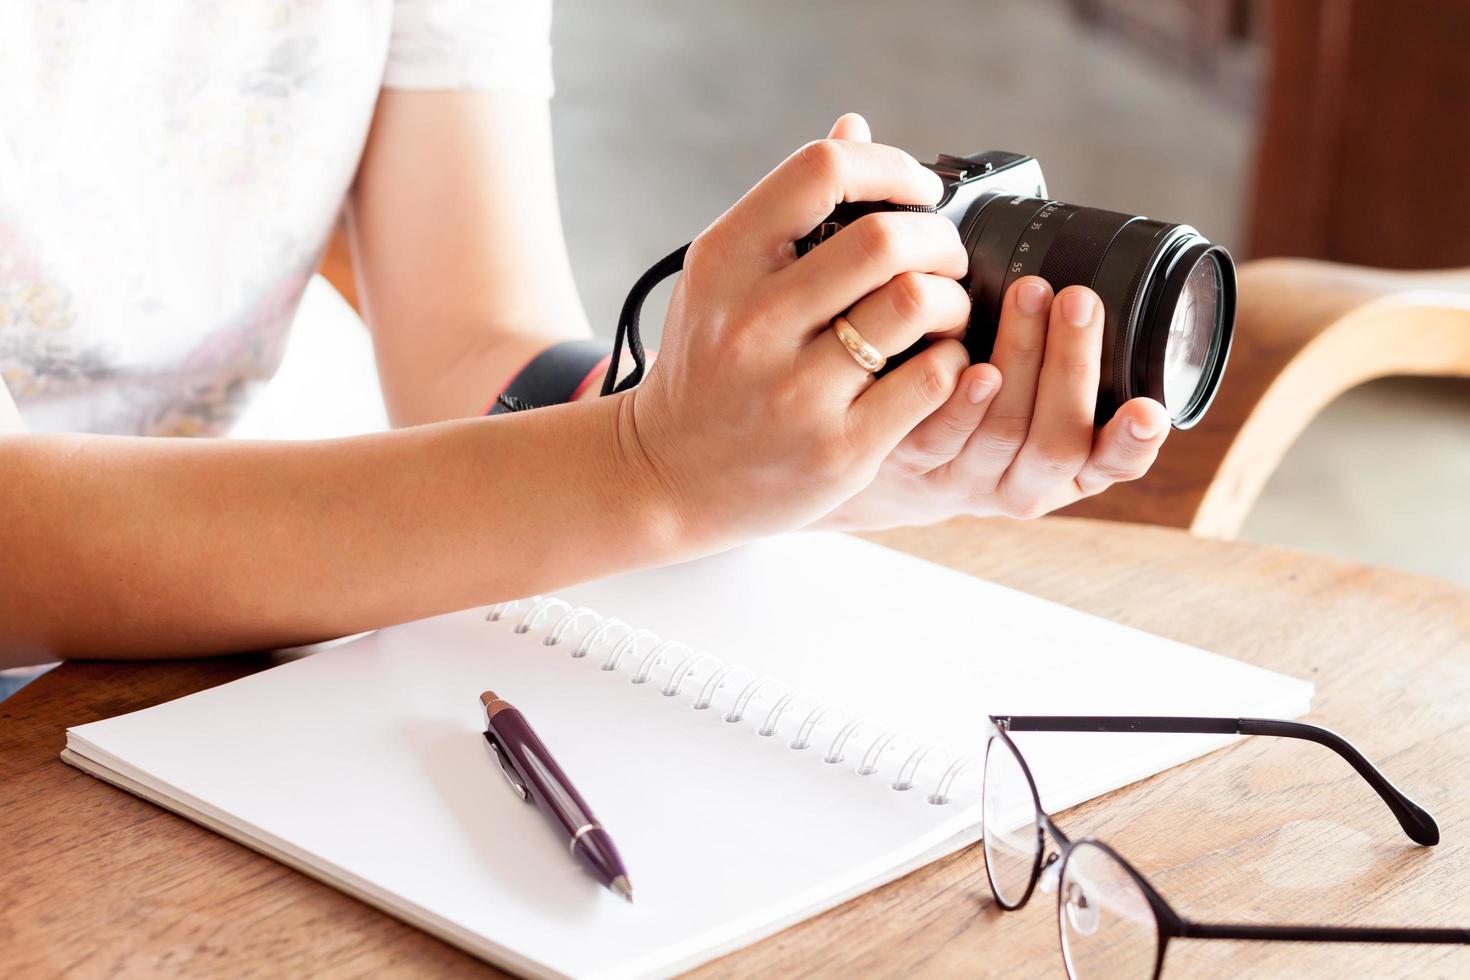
[827,112,872,142]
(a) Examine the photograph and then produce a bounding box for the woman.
[0,1,1169,665]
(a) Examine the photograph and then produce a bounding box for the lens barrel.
[961,196,1235,429]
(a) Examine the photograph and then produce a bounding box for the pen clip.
[484,731,530,801]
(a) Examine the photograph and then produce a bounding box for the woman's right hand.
[620,119,973,554]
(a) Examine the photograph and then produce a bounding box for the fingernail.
[1128,416,1166,440]
[966,376,996,404]
[1017,281,1048,315]
[1061,290,1095,326]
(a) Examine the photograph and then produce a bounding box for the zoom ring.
[1037,207,1132,295]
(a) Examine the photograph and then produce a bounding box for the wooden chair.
[317,229,1470,540]
[1059,260,1470,537]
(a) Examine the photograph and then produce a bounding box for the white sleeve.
[383,0,554,96]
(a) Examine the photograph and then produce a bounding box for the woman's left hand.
[812,272,1171,531]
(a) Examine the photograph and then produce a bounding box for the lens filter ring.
[1090,218,1181,419]
[1142,242,1236,429]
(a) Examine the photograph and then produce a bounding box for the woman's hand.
[801,113,1170,532]
[813,274,1170,530]
[621,119,974,554]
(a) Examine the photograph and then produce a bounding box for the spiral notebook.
[63,533,1312,979]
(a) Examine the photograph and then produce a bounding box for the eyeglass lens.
[1058,841,1161,979]
[982,735,1042,908]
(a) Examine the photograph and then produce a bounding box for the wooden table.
[4,517,1468,978]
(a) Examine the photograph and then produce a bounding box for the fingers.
[1073,398,1169,496]
[950,276,1052,489]
[851,339,969,453]
[996,285,1103,506]
[771,210,969,332]
[724,139,943,259]
[887,362,1001,477]
[807,272,970,385]
[827,112,872,142]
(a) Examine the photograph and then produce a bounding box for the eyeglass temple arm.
[1178,920,1470,945]
[994,716,1439,845]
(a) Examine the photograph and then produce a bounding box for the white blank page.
[559,534,1314,813]
[67,533,1311,979]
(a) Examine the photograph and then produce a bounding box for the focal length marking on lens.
[1000,200,1076,304]
[961,196,1054,361]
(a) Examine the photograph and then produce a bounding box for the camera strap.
[600,244,690,397]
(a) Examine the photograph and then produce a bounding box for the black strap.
[601,244,690,396]
[488,339,612,415]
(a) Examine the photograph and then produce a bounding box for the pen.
[479,690,634,902]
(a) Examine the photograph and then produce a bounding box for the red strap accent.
[482,346,546,415]
[481,350,612,415]
[570,355,614,402]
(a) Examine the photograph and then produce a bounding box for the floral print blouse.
[0,0,553,436]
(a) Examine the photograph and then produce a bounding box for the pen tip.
[611,876,634,903]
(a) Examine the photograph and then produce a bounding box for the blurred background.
[242,0,1470,585]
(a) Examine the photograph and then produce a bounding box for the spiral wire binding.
[485,597,974,806]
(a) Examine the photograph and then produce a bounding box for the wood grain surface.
[3,517,1467,978]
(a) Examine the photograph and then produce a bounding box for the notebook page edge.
[59,745,571,980]
[625,819,987,978]
[61,734,983,980]
[56,534,1319,978]
[836,534,1315,691]
[1031,680,1315,812]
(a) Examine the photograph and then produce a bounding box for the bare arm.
[347,91,592,426]
[0,399,677,662]
[0,93,627,665]
[0,101,1047,664]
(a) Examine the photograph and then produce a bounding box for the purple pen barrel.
[481,692,633,900]
[572,827,628,894]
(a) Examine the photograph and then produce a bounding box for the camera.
[797,151,1236,430]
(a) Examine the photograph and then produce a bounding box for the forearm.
[0,394,681,661]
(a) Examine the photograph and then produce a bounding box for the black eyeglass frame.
[983,715,1468,979]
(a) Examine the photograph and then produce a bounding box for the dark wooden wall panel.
[1247,0,1470,267]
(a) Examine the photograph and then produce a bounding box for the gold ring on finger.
[832,314,887,373]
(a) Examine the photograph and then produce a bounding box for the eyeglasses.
[981,715,1468,978]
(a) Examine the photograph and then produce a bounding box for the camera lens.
[1152,246,1229,425]
[959,196,1235,429]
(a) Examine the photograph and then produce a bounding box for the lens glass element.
[1058,842,1160,980]
[1161,256,1221,414]
[982,735,1041,908]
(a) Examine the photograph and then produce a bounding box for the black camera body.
[799,151,1235,430]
